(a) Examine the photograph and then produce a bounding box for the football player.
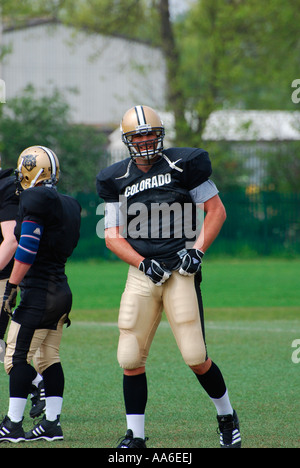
[96,105,241,448]
[0,156,45,419]
[0,146,81,443]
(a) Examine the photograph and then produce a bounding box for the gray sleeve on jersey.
[189,179,219,204]
[104,202,125,229]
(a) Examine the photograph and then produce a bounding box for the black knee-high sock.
[194,361,227,399]
[42,363,64,397]
[9,363,36,398]
[123,373,148,414]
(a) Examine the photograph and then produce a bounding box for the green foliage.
[0,85,107,193]
[59,0,158,42]
[177,0,300,144]
[203,141,249,191]
[256,142,300,193]
[2,0,300,193]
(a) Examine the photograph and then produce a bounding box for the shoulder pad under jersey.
[19,186,58,223]
[163,147,212,190]
[0,174,19,221]
[96,158,132,202]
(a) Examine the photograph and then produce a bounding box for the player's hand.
[1,281,18,317]
[139,258,171,286]
[178,249,204,276]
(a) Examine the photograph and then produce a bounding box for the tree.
[56,0,187,141]
[0,85,107,193]
[54,0,300,147]
[2,0,300,169]
[178,0,300,145]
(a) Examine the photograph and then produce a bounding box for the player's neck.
[134,155,160,173]
[135,163,152,173]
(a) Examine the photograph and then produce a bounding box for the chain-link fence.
[213,191,300,256]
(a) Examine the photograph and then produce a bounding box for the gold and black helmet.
[16,145,60,191]
[121,105,165,162]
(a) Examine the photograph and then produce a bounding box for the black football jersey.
[0,169,19,280]
[15,185,81,284]
[96,147,212,266]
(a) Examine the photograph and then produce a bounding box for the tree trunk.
[158,0,188,144]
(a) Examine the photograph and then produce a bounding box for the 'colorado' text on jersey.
[124,173,172,197]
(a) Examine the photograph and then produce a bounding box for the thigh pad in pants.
[163,271,207,366]
[117,266,162,370]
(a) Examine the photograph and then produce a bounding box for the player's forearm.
[105,227,144,268]
[0,237,18,270]
[0,221,18,270]
[9,260,31,286]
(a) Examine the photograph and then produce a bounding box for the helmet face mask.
[15,146,60,192]
[121,105,165,164]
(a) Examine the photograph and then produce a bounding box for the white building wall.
[2,22,167,127]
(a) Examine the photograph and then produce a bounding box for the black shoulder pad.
[19,186,57,223]
[96,159,130,202]
[0,175,19,221]
[164,147,212,190]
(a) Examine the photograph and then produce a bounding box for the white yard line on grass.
[72,320,300,334]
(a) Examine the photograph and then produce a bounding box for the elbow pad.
[14,221,44,265]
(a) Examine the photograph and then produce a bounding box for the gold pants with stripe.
[0,278,8,302]
[4,314,66,376]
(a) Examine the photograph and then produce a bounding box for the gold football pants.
[117,266,207,370]
[0,278,7,301]
[4,314,66,375]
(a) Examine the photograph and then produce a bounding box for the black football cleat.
[117,429,148,448]
[30,381,46,418]
[0,416,25,443]
[25,415,63,442]
[217,410,241,448]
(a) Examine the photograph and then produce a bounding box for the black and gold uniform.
[96,105,241,449]
[0,146,81,443]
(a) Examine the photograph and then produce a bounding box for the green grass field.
[0,258,299,449]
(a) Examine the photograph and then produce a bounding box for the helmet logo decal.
[23,154,37,172]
